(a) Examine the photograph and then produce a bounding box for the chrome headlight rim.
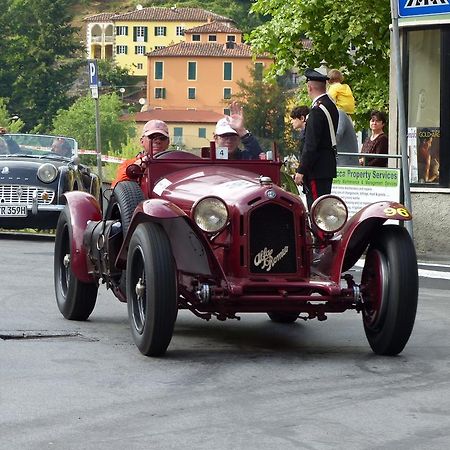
[37,163,58,183]
[192,196,229,234]
[310,195,348,234]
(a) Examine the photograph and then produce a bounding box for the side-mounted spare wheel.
[126,222,178,356]
[361,225,418,356]
[54,206,98,320]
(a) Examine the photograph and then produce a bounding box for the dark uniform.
[297,69,339,209]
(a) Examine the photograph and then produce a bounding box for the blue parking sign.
[398,0,450,17]
[88,60,98,87]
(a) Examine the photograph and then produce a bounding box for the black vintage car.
[0,133,101,230]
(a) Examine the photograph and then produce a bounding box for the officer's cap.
[304,68,329,82]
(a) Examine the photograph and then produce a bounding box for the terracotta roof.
[185,21,242,34]
[147,42,264,58]
[112,7,233,23]
[83,13,116,23]
[126,109,225,124]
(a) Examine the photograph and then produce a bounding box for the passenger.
[0,127,21,154]
[112,119,170,187]
[51,137,73,157]
[213,101,262,160]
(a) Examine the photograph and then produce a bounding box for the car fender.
[64,191,102,282]
[116,198,225,280]
[316,201,412,283]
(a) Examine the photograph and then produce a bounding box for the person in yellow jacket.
[327,69,355,115]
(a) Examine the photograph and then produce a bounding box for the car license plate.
[0,204,28,217]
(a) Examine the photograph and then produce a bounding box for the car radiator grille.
[249,203,297,273]
[0,184,55,205]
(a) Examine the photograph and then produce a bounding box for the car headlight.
[192,197,229,233]
[37,163,58,183]
[310,195,348,233]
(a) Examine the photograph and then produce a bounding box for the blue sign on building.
[398,0,450,17]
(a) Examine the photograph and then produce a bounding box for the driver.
[51,137,73,157]
[112,119,170,187]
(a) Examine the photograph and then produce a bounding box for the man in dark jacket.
[294,68,339,209]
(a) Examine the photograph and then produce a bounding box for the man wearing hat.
[294,68,339,210]
[213,101,262,160]
[112,119,170,186]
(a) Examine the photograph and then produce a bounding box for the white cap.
[214,117,238,135]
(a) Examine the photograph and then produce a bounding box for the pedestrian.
[290,105,310,161]
[359,110,388,167]
[336,109,359,166]
[213,101,263,160]
[294,68,339,210]
[112,119,170,186]
[327,69,355,115]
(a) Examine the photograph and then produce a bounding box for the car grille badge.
[1,166,9,174]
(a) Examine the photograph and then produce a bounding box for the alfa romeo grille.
[249,203,297,273]
[0,184,55,205]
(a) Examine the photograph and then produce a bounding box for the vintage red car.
[54,144,418,357]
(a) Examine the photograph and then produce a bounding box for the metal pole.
[390,0,413,238]
[94,97,102,184]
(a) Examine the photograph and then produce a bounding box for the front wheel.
[54,207,98,320]
[361,225,418,356]
[126,222,178,356]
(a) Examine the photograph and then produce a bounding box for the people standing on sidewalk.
[290,105,310,164]
[336,109,359,166]
[359,110,388,167]
[327,69,355,115]
[294,68,339,210]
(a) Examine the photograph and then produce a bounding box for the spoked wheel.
[126,222,177,356]
[267,312,300,323]
[361,225,418,355]
[54,207,98,320]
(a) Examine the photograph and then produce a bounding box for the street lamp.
[119,87,125,101]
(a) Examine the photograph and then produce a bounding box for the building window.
[116,26,128,36]
[224,62,232,81]
[135,45,146,55]
[155,61,163,80]
[192,34,201,42]
[208,35,217,42]
[137,63,143,70]
[227,35,236,42]
[255,62,264,80]
[134,26,148,42]
[188,61,197,81]
[155,26,167,37]
[407,29,441,184]
[173,127,183,146]
[176,26,185,36]
[198,128,206,139]
[224,108,230,116]
[116,45,128,55]
[154,87,166,99]
[188,88,196,99]
[223,88,232,100]
[154,46,165,50]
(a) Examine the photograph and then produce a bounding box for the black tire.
[105,181,145,234]
[267,312,299,323]
[54,207,98,320]
[361,225,418,356]
[126,222,178,356]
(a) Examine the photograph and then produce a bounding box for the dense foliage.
[248,0,391,130]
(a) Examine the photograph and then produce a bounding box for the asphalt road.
[1,234,450,450]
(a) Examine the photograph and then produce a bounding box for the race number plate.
[0,204,28,217]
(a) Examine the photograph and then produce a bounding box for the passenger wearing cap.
[112,119,170,187]
[213,101,262,160]
[294,68,339,210]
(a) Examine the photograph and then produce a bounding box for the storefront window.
[407,29,440,184]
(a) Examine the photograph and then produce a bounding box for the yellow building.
[84,6,234,77]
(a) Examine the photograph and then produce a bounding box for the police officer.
[294,68,339,210]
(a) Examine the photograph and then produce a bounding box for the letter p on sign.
[88,60,98,87]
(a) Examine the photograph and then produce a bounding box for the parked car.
[54,144,418,357]
[0,133,101,229]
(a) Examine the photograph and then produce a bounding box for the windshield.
[0,134,77,158]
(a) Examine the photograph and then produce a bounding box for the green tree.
[0,98,25,132]
[232,67,288,155]
[248,0,391,130]
[0,0,82,133]
[52,93,136,154]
